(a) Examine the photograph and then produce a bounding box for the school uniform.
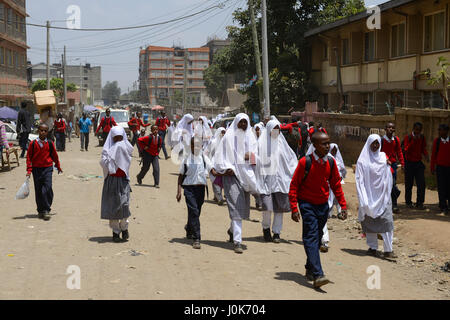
[128,117,150,146]
[156,116,171,158]
[403,133,428,206]
[289,151,346,278]
[54,118,66,151]
[26,138,61,215]
[431,136,450,212]
[95,116,117,143]
[137,134,162,185]
[380,135,404,208]
[180,153,212,241]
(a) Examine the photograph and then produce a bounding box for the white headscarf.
[207,126,225,158]
[100,126,133,179]
[167,122,175,148]
[171,114,194,156]
[256,118,298,194]
[195,115,213,144]
[213,113,258,193]
[356,134,393,221]
[253,123,264,140]
[330,143,347,182]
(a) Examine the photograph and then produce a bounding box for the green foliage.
[317,0,365,26]
[426,56,450,109]
[204,58,227,103]
[102,81,121,104]
[31,78,77,99]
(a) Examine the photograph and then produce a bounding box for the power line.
[25,2,228,31]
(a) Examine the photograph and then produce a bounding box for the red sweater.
[403,134,428,162]
[26,139,61,174]
[137,135,161,156]
[289,156,347,213]
[381,136,404,167]
[110,168,126,177]
[156,117,170,131]
[431,137,450,171]
[96,117,117,134]
[54,119,66,133]
[128,117,150,132]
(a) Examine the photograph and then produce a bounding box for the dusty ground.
[0,134,449,300]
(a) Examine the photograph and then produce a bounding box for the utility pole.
[248,0,264,113]
[80,63,83,106]
[46,21,50,89]
[182,49,188,114]
[261,0,270,119]
[63,46,67,104]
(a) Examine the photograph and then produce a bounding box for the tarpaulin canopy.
[151,105,165,111]
[0,107,18,120]
[84,105,98,112]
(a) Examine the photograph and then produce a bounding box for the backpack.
[301,154,335,184]
[29,139,54,160]
[147,135,163,151]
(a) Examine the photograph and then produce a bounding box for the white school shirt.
[179,153,213,186]
[441,136,449,143]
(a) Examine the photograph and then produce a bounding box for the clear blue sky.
[26,0,388,94]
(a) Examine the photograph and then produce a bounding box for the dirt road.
[0,135,449,299]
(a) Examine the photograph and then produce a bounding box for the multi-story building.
[306,0,450,114]
[30,62,102,104]
[139,45,214,116]
[0,0,30,107]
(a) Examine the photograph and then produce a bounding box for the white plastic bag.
[15,177,30,200]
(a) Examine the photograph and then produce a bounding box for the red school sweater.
[431,137,450,171]
[26,139,61,174]
[381,136,405,167]
[403,134,428,162]
[289,156,347,213]
[137,135,161,156]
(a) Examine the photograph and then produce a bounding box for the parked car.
[3,123,38,146]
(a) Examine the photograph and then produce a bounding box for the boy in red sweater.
[431,124,450,215]
[381,122,404,213]
[402,122,429,209]
[26,124,63,221]
[136,125,162,188]
[53,113,66,152]
[289,132,347,289]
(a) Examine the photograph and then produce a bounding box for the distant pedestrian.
[431,124,450,215]
[176,136,214,249]
[54,113,67,152]
[402,122,429,210]
[380,122,404,213]
[26,124,63,221]
[16,101,32,158]
[289,131,347,288]
[99,126,133,243]
[0,120,11,157]
[356,134,396,259]
[155,111,171,159]
[95,108,117,145]
[78,113,92,151]
[67,120,73,142]
[204,127,226,205]
[252,122,264,211]
[128,111,150,146]
[136,125,162,188]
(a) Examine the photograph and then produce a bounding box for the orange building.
[139,45,210,106]
[0,0,30,107]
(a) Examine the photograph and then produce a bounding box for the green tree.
[102,81,121,105]
[426,56,450,109]
[31,78,77,100]
[204,61,227,104]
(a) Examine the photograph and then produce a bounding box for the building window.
[390,91,404,108]
[20,17,25,33]
[364,32,376,62]
[423,90,443,108]
[0,3,4,22]
[342,39,349,65]
[424,11,445,53]
[391,23,406,57]
[7,49,12,66]
[7,8,12,25]
[363,92,374,113]
[14,52,18,68]
[0,47,4,65]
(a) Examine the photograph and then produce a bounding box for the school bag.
[301,154,335,184]
[147,135,163,152]
[181,155,209,198]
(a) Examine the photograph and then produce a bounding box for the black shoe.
[227,228,233,243]
[367,248,377,256]
[393,206,400,213]
[192,240,201,249]
[272,233,280,243]
[305,269,314,281]
[263,228,272,242]
[121,230,129,241]
[313,275,330,288]
[234,243,243,254]
[38,211,50,221]
[415,203,425,210]
[406,203,414,209]
[444,209,449,216]
[136,175,142,185]
[112,232,121,243]
[185,225,193,239]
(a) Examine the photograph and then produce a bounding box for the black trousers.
[137,153,160,185]
[55,132,65,151]
[390,163,400,207]
[404,161,426,205]
[436,165,450,211]
[32,166,54,214]
[19,132,29,157]
[158,130,168,158]
[80,132,89,150]
[131,131,139,146]
[184,185,205,241]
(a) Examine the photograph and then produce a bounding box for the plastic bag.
[15,177,30,200]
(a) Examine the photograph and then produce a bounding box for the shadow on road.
[12,214,39,220]
[88,236,116,243]
[274,271,328,293]
[340,248,371,257]
[392,204,450,222]
[169,237,248,251]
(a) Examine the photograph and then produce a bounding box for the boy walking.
[431,124,450,215]
[155,111,171,159]
[289,132,347,288]
[402,122,429,209]
[54,113,67,152]
[78,113,92,151]
[381,122,404,213]
[136,125,162,188]
[96,108,117,144]
[26,124,63,221]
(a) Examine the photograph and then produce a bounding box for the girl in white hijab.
[205,127,226,205]
[171,114,194,162]
[252,122,265,210]
[255,118,298,243]
[212,113,258,254]
[100,126,134,243]
[356,134,396,259]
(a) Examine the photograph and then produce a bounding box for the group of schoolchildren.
[23,109,449,289]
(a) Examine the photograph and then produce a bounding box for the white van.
[97,109,130,145]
